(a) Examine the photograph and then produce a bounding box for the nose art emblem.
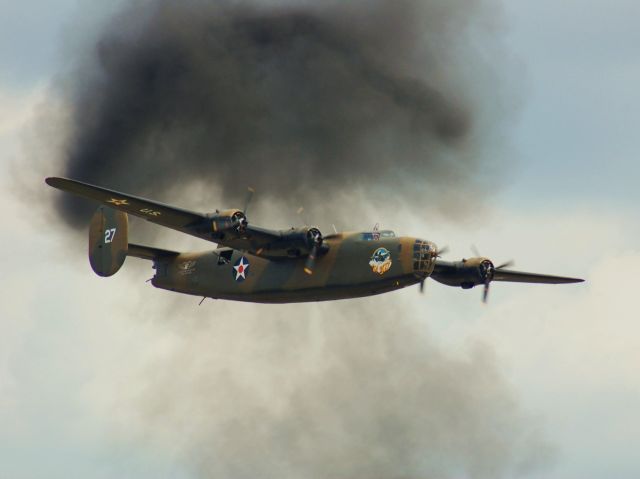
[369,247,392,275]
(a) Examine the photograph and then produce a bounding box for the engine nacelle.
[210,209,248,237]
[431,257,494,289]
[255,226,325,258]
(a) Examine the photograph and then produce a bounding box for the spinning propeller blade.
[496,260,514,270]
[304,245,318,275]
[243,187,254,215]
[303,228,323,275]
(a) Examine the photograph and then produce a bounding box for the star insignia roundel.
[233,256,250,282]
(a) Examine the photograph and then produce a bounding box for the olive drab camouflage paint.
[46,177,584,304]
[149,232,436,303]
[88,206,128,277]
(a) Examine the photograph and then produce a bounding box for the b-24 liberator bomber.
[46,177,583,303]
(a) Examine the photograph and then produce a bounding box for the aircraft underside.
[151,270,422,303]
[148,247,426,303]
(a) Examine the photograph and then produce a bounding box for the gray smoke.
[39,2,548,477]
[55,0,507,228]
[118,300,552,479]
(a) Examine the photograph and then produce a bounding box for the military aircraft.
[46,177,583,304]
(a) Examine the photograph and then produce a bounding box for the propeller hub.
[479,259,495,283]
[307,227,323,247]
[231,211,248,232]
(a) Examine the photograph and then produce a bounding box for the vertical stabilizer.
[89,206,128,276]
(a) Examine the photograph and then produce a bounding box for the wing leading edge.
[46,177,210,239]
[46,177,299,252]
[492,269,583,284]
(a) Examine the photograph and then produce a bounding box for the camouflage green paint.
[150,233,435,303]
[88,206,128,277]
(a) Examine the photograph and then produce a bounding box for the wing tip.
[45,176,66,188]
[493,269,586,284]
[555,276,585,284]
[548,276,585,284]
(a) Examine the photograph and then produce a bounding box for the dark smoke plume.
[55,0,507,228]
[39,3,548,477]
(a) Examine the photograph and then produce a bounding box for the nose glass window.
[413,240,433,272]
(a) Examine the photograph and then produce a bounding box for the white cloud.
[417,208,640,479]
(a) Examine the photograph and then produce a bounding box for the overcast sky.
[1,1,639,478]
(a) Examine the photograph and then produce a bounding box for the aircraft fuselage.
[151,233,436,303]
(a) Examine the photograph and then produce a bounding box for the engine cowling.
[305,227,323,249]
[431,257,494,289]
[253,226,325,258]
[210,209,248,237]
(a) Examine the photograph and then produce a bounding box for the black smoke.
[55,0,507,228]
[38,3,552,477]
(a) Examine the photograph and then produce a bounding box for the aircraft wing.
[492,269,584,284]
[45,177,326,258]
[214,225,287,251]
[46,177,298,253]
[46,177,212,239]
[431,259,584,290]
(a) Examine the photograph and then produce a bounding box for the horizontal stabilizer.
[492,269,584,284]
[127,243,180,261]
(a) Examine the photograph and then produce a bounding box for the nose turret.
[413,239,438,275]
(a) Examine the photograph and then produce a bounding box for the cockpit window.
[361,230,395,240]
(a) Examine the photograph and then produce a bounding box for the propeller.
[303,227,323,275]
[435,245,449,258]
[417,242,444,294]
[243,187,254,216]
[413,242,443,294]
[478,259,495,304]
[296,206,310,227]
[231,210,248,232]
[496,260,514,269]
[479,257,514,304]
[228,186,254,233]
[482,283,490,303]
